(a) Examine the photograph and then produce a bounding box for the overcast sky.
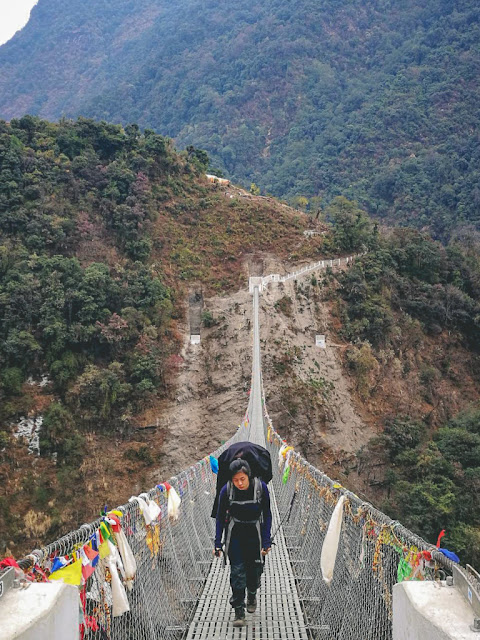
[0,1,38,46]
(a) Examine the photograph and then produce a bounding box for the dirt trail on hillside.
[147,257,373,488]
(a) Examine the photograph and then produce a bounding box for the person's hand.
[213,548,223,557]
[261,547,271,556]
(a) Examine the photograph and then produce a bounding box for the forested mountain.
[0,115,313,553]
[0,0,479,238]
[331,219,480,563]
[1,116,479,563]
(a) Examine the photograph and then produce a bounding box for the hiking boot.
[246,592,257,613]
[233,607,246,627]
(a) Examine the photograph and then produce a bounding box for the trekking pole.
[271,485,298,543]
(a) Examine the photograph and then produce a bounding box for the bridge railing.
[18,411,254,640]
[262,395,456,639]
[259,253,363,290]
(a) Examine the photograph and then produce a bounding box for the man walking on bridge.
[214,459,272,627]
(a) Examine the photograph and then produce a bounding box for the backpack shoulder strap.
[227,481,234,504]
[254,477,263,503]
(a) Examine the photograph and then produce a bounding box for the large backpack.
[211,441,272,518]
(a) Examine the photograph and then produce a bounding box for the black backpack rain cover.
[211,441,273,517]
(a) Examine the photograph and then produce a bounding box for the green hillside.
[0,114,309,431]
[0,0,479,237]
[0,115,479,563]
[332,224,480,564]
[0,115,314,554]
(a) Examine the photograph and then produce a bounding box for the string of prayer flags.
[278,443,288,471]
[105,513,136,591]
[80,588,101,638]
[0,557,20,571]
[397,557,412,582]
[139,493,161,521]
[282,447,294,484]
[83,543,99,568]
[80,547,96,583]
[129,494,161,525]
[278,443,293,472]
[438,548,460,563]
[49,556,83,586]
[100,520,112,542]
[51,556,70,573]
[397,549,435,582]
[436,529,460,563]
[129,496,154,526]
[146,526,161,558]
[436,530,445,548]
[96,530,110,559]
[106,540,130,617]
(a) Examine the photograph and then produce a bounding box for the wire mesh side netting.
[263,407,459,640]
[19,410,254,640]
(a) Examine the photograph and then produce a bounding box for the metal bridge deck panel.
[185,487,308,640]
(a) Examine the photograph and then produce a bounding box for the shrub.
[201,310,216,327]
[123,446,154,465]
[1,368,23,395]
[274,295,293,317]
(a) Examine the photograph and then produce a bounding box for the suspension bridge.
[5,255,480,639]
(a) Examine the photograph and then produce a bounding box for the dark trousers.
[228,532,263,609]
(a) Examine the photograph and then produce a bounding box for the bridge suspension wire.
[19,258,456,640]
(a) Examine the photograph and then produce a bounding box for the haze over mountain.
[0,0,479,238]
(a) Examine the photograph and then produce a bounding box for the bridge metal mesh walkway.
[17,257,466,640]
[185,286,308,639]
[185,489,307,640]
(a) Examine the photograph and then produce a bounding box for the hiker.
[214,459,272,628]
[211,441,273,518]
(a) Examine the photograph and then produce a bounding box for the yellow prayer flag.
[49,559,82,586]
[99,540,110,559]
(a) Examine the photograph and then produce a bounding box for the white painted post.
[2,583,79,640]
[393,581,478,640]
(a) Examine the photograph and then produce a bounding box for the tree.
[186,145,210,170]
[40,402,85,464]
[67,363,132,427]
[326,197,372,251]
